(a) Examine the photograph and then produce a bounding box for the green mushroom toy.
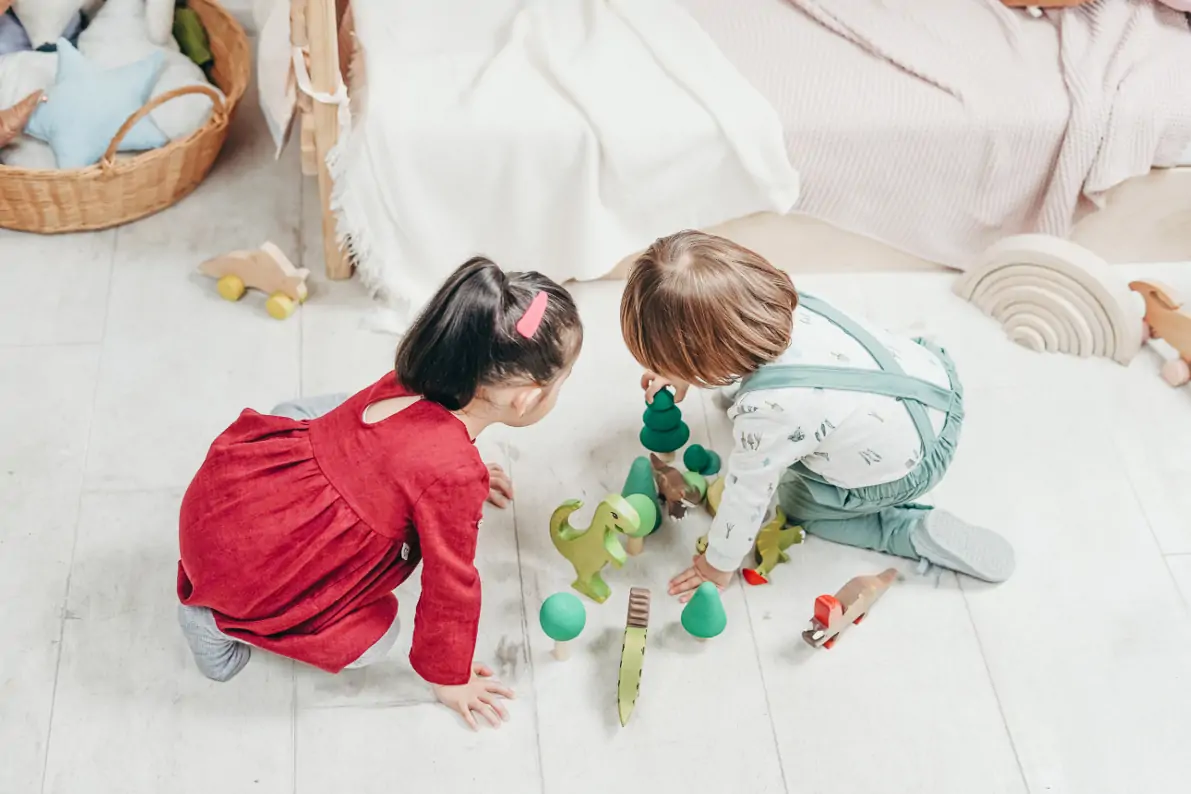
[683,444,722,477]
[681,581,727,641]
[540,592,587,661]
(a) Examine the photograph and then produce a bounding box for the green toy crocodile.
[693,507,806,585]
[742,508,806,585]
[551,495,641,603]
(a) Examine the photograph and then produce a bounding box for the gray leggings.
[179,393,399,681]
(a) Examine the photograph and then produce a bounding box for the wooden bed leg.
[306,0,351,280]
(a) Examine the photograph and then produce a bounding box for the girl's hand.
[640,371,690,404]
[486,463,513,508]
[668,554,732,602]
[433,662,515,730]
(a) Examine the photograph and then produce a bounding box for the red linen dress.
[177,372,489,685]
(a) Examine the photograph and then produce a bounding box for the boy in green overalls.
[619,231,1015,600]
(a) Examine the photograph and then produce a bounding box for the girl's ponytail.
[396,257,582,410]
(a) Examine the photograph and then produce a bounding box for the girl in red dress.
[176,257,582,730]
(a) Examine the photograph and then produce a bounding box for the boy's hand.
[433,662,515,730]
[486,463,513,508]
[668,554,732,602]
[641,371,690,404]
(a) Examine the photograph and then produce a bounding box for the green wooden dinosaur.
[742,508,806,585]
[551,495,641,603]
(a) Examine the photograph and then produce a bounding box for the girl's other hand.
[668,554,732,602]
[486,463,513,507]
[640,370,690,404]
[433,662,515,730]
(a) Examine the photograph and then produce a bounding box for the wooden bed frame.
[293,0,1191,283]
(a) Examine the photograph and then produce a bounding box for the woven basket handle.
[101,84,228,166]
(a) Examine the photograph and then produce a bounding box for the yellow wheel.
[216,274,246,302]
[265,292,297,320]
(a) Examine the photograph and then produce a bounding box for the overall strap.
[738,294,953,446]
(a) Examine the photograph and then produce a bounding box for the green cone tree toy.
[681,581,727,641]
[640,389,689,458]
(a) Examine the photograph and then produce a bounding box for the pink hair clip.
[515,291,549,338]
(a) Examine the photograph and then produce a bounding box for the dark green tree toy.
[640,389,689,455]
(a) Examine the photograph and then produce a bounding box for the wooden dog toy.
[802,568,898,649]
[1130,280,1191,387]
[539,592,586,661]
[550,495,640,603]
[650,453,701,520]
[198,241,310,320]
[617,587,651,726]
[681,582,726,641]
[741,508,806,586]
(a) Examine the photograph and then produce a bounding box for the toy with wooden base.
[539,592,586,661]
[640,389,689,462]
[1130,280,1191,387]
[617,587,651,726]
[621,456,662,556]
[198,242,310,320]
[550,495,640,603]
[802,568,898,649]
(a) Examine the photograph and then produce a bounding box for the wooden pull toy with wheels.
[198,242,309,320]
[802,568,898,650]
[1130,280,1191,387]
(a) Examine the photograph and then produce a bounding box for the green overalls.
[736,294,965,560]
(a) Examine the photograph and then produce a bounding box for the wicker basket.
[0,0,250,233]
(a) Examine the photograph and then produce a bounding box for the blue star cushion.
[25,39,168,169]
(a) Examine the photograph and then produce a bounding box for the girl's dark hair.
[395,257,583,410]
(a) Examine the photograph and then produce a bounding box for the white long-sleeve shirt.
[702,302,952,573]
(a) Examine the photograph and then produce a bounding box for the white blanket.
[334,0,800,328]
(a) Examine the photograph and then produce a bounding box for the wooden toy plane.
[198,241,310,320]
[802,568,898,650]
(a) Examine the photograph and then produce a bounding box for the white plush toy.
[78,0,223,141]
[10,0,87,49]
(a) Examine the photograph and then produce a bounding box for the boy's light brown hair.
[620,230,799,388]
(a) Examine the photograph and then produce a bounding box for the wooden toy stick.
[617,588,651,727]
[552,640,571,661]
[802,568,898,650]
[624,536,645,556]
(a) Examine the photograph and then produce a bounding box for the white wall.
[219,0,257,32]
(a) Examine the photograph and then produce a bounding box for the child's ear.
[512,386,544,417]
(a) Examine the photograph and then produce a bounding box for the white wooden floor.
[4,98,1191,794]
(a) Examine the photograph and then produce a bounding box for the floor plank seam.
[957,576,1030,793]
[38,227,122,794]
[509,452,548,794]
